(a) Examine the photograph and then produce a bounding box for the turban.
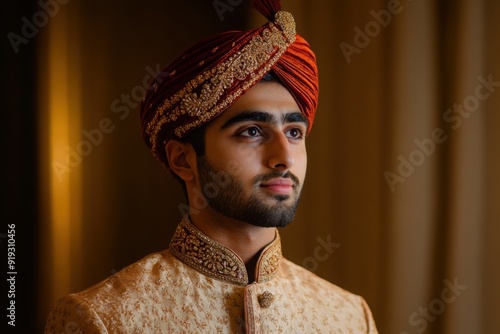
[140,0,319,169]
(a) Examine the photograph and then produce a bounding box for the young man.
[45,0,378,333]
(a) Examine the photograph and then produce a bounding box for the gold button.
[258,291,274,308]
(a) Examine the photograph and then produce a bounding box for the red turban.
[140,0,319,168]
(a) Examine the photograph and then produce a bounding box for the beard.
[196,156,302,228]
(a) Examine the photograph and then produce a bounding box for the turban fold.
[140,0,319,168]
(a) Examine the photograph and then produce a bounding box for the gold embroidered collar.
[169,218,282,286]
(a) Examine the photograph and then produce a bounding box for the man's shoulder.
[73,249,177,304]
[44,250,183,333]
[279,257,365,303]
[270,258,378,333]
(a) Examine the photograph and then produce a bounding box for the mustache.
[253,171,300,187]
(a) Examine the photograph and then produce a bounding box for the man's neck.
[189,209,276,282]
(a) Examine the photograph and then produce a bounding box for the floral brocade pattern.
[44,220,379,334]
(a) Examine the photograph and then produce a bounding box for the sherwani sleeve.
[44,294,108,334]
[361,296,379,334]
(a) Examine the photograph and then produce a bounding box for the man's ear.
[165,140,197,182]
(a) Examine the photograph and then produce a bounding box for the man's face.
[195,81,308,228]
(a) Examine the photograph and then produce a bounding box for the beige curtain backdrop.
[37,0,499,333]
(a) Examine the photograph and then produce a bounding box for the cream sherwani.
[45,219,378,333]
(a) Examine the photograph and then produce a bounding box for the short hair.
[260,70,282,83]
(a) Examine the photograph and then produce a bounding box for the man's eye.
[239,127,262,137]
[286,128,304,139]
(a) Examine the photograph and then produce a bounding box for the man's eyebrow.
[220,111,273,129]
[283,112,309,128]
[220,110,308,130]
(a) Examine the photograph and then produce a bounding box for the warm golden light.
[39,8,82,306]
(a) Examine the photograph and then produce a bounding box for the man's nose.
[266,132,295,170]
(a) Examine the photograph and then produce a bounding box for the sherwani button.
[258,291,274,308]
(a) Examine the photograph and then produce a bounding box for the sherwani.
[45,219,378,333]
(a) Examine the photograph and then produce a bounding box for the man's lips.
[260,178,295,195]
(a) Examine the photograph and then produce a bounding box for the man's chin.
[257,190,299,203]
[270,194,291,202]
[211,202,297,228]
[241,201,298,228]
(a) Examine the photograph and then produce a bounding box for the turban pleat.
[272,35,319,129]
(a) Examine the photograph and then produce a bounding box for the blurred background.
[4,0,499,333]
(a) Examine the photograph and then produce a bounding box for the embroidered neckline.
[169,218,282,286]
